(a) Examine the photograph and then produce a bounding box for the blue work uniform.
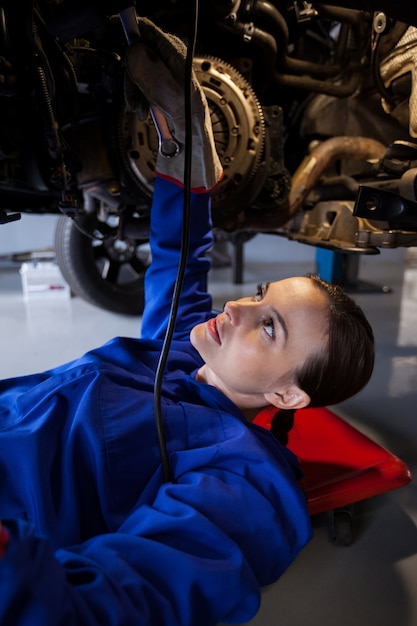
[0,176,312,626]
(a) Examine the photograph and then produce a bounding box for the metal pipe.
[289,136,387,214]
[273,69,362,96]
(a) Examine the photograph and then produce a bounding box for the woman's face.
[190,276,329,411]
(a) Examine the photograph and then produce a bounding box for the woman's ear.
[264,386,310,410]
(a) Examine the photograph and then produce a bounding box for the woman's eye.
[254,282,264,301]
[263,318,275,339]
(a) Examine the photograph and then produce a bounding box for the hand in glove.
[124,18,223,192]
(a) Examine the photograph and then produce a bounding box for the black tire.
[54,214,150,316]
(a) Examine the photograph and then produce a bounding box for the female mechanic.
[0,18,374,626]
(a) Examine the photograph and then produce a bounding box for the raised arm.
[124,18,223,341]
[141,177,214,340]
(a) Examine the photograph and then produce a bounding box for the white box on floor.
[20,261,70,301]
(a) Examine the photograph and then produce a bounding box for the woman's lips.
[207,316,221,344]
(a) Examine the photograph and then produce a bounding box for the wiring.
[153,0,200,483]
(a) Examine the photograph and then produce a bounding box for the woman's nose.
[223,300,250,325]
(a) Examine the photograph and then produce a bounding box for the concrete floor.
[0,234,416,626]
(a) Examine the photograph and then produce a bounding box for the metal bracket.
[0,210,21,225]
[354,185,417,229]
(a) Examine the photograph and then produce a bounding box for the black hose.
[153,0,199,483]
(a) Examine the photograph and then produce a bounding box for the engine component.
[120,55,267,219]
[354,185,417,229]
[281,198,417,252]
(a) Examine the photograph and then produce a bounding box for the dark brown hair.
[271,274,375,445]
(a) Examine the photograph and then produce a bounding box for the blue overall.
[0,177,312,625]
